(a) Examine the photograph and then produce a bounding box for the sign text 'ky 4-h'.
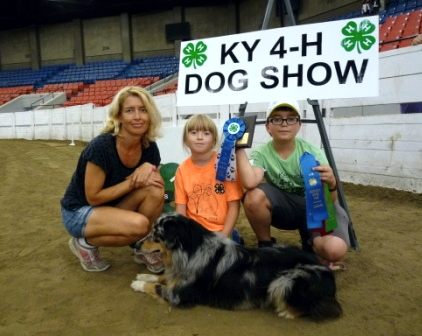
[177,17,379,106]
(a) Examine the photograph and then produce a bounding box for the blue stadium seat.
[406,1,417,10]
[395,3,407,14]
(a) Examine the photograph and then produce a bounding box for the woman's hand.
[126,163,164,189]
[147,171,165,188]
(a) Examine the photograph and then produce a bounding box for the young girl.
[174,114,243,238]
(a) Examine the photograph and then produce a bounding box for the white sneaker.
[134,249,164,273]
[68,238,110,272]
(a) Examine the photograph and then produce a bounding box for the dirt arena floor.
[1,139,421,336]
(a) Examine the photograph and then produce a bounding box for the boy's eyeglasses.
[268,117,300,125]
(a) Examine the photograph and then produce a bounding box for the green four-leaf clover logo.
[228,122,240,134]
[182,41,208,69]
[341,20,376,54]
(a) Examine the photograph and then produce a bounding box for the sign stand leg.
[261,0,296,30]
[307,98,360,251]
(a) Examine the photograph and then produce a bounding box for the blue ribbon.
[216,118,246,182]
[299,152,329,229]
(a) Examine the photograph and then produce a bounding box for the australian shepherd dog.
[131,213,342,320]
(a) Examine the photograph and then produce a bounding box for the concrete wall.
[0,4,241,69]
[186,5,236,39]
[300,0,360,23]
[0,29,31,69]
[39,22,74,66]
[132,11,175,58]
[84,16,122,62]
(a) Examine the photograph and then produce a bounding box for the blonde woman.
[61,86,165,273]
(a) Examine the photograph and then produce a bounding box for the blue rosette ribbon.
[215,118,246,182]
[299,152,329,229]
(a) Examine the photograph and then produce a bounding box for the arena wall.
[0,1,365,69]
[300,0,361,23]
[132,11,175,59]
[39,22,75,66]
[4,98,419,192]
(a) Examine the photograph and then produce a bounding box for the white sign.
[177,17,379,106]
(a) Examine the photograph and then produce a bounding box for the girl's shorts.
[61,206,95,238]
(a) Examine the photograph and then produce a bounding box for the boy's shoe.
[257,237,277,248]
[231,228,245,245]
[68,237,110,272]
[134,249,164,274]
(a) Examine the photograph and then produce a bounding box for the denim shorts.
[61,206,95,238]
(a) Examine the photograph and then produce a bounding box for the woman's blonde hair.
[101,86,162,147]
[182,114,219,152]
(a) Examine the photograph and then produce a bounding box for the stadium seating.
[117,55,179,79]
[46,60,129,85]
[379,8,422,52]
[0,65,70,89]
[0,86,33,105]
[0,56,179,107]
[61,77,160,107]
[330,1,421,52]
[153,82,178,96]
[35,82,84,99]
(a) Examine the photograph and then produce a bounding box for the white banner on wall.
[177,16,379,106]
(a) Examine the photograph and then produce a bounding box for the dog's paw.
[131,280,147,293]
[136,273,159,282]
[277,310,296,319]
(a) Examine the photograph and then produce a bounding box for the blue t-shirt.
[60,133,161,210]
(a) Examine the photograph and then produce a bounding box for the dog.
[131,212,342,320]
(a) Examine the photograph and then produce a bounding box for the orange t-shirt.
[175,152,244,232]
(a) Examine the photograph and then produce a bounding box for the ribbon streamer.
[215,118,246,182]
[322,184,338,233]
[299,152,329,229]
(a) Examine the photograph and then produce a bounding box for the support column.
[29,26,41,70]
[121,13,133,62]
[227,2,237,34]
[73,19,85,66]
[173,6,183,57]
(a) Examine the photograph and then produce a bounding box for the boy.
[235,99,350,268]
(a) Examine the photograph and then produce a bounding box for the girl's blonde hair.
[182,114,219,152]
[101,86,162,147]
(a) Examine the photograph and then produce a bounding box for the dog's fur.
[131,213,342,320]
